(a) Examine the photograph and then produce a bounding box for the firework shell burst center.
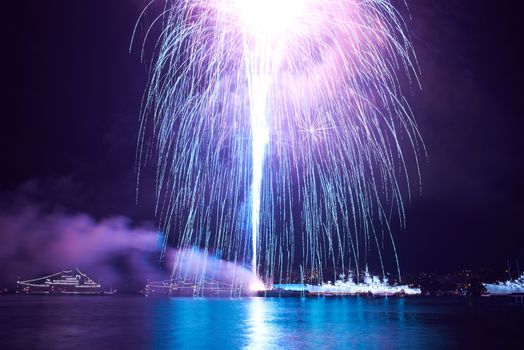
[232,0,306,39]
[137,0,422,284]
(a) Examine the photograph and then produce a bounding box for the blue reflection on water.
[151,297,442,349]
[1,296,523,349]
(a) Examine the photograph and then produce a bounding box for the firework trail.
[134,0,423,284]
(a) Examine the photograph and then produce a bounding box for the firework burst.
[134,0,423,284]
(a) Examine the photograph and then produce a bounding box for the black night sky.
[2,0,524,278]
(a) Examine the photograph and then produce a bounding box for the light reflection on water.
[246,297,273,350]
[153,297,433,349]
[1,296,523,349]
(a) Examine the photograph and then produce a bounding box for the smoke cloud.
[0,206,261,294]
[167,248,262,292]
[0,180,261,294]
[0,205,166,292]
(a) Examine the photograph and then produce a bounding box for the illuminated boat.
[483,273,524,295]
[144,278,249,297]
[17,268,114,295]
[274,269,421,297]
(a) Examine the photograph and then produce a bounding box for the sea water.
[1,295,523,349]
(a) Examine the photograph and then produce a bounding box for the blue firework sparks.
[134,0,423,284]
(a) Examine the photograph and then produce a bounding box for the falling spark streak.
[135,0,424,284]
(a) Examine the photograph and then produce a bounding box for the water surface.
[1,296,522,349]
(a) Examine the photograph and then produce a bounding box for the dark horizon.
[2,0,524,284]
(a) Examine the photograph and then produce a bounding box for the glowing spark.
[236,0,306,38]
[249,280,266,292]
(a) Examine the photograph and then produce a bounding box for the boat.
[144,277,249,297]
[17,268,115,295]
[483,273,524,296]
[273,269,421,297]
